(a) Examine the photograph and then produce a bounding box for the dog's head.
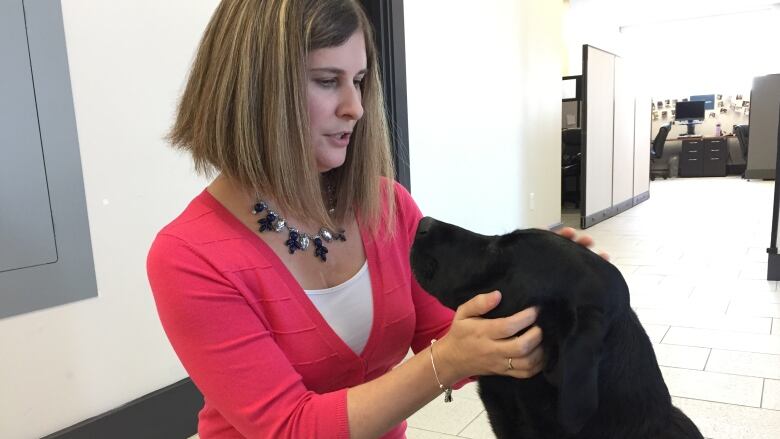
[411,216,612,434]
[410,216,517,315]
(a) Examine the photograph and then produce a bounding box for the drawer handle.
[688,158,698,161]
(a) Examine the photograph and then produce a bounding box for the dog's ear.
[556,305,605,434]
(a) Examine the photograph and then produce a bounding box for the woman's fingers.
[557,227,611,260]
[556,226,576,240]
[503,344,545,378]
[490,307,539,338]
[498,325,543,359]
[454,291,502,320]
[558,227,594,248]
[575,235,594,248]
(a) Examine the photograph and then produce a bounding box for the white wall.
[567,1,780,99]
[405,0,563,234]
[563,0,623,76]
[0,1,218,437]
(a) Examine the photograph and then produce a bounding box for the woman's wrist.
[430,335,465,387]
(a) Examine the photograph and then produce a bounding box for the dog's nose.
[417,216,435,236]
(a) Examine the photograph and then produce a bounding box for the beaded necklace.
[251,193,346,262]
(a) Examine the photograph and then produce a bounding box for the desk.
[669,136,729,177]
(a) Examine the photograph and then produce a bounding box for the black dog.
[410,217,703,439]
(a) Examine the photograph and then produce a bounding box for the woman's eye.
[316,79,337,88]
[353,79,364,89]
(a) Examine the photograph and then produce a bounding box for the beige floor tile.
[653,344,710,370]
[661,367,764,407]
[457,411,497,439]
[634,264,690,276]
[457,381,482,401]
[727,301,780,319]
[656,275,707,292]
[673,396,780,439]
[623,273,664,288]
[748,247,774,262]
[613,256,663,266]
[763,379,780,410]
[629,290,693,309]
[695,278,777,294]
[740,263,770,280]
[614,264,639,276]
[636,309,772,334]
[407,395,485,436]
[705,350,780,379]
[663,327,780,355]
[631,282,694,297]
[642,323,670,343]
[774,319,780,335]
[634,297,730,314]
[692,289,780,305]
[406,427,462,439]
[655,246,685,260]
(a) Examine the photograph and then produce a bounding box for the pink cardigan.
[147,181,458,438]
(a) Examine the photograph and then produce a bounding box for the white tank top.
[304,261,373,355]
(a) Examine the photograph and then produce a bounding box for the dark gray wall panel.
[0,0,58,272]
[1,0,97,319]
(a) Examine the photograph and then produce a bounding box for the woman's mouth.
[326,132,351,147]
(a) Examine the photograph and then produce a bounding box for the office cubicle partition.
[768,104,780,280]
[580,45,650,228]
[746,74,780,180]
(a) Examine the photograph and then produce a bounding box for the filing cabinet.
[702,138,727,176]
[679,138,727,177]
[680,139,703,177]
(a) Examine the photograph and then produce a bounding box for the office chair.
[650,123,672,180]
[561,128,582,208]
[734,124,749,177]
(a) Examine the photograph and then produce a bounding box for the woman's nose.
[337,85,364,121]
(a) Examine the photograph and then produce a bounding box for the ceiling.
[570,0,780,28]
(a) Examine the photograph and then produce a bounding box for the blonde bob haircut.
[168,0,395,234]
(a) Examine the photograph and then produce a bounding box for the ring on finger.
[507,357,514,370]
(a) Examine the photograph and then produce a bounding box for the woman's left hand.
[556,227,610,261]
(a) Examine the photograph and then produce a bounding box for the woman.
[147,1,602,437]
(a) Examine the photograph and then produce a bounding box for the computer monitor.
[675,101,705,135]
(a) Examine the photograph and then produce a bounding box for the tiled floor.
[189,176,780,439]
[407,176,780,439]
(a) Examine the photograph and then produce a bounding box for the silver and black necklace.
[251,192,346,262]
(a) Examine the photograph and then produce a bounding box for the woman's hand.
[435,291,543,382]
[556,227,610,261]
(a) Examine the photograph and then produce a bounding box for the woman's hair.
[168,0,395,233]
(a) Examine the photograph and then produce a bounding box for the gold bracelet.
[429,339,453,403]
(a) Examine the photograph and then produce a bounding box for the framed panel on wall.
[1,0,97,320]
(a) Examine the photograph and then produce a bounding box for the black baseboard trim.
[581,191,649,229]
[548,221,565,231]
[43,378,202,439]
[769,253,780,281]
[634,190,650,205]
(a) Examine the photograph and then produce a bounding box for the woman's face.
[306,31,367,173]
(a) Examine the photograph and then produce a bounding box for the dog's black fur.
[410,217,703,439]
